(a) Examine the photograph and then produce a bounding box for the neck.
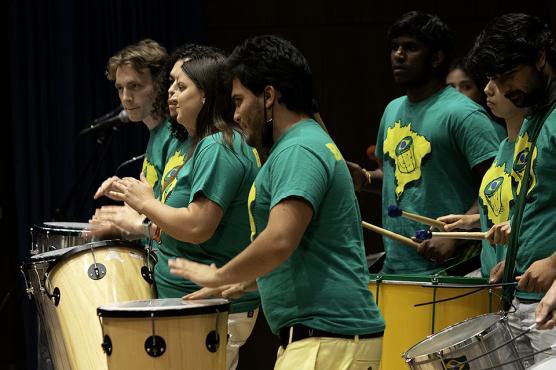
[506,114,525,141]
[406,79,445,103]
[143,115,162,130]
[272,108,310,141]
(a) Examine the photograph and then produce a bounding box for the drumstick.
[415,229,487,241]
[388,205,446,230]
[362,221,419,249]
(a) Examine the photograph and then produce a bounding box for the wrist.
[142,217,152,239]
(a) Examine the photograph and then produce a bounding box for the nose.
[121,88,132,103]
[233,109,241,124]
[392,46,405,60]
[484,80,494,96]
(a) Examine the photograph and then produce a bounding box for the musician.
[466,12,556,364]
[89,39,173,239]
[349,11,500,275]
[168,35,385,370]
[108,46,260,370]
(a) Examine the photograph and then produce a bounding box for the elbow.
[188,224,216,244]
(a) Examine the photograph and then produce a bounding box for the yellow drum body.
[98,298,229,370]
[369,274,503,370]
[43,240,156,370]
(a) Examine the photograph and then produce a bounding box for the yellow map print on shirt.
[247,184,257,242]
[142,158,158,189]
[479,164,513,225]
[161,150,187,204]
[384,121,431,198]
[512,132,537,196]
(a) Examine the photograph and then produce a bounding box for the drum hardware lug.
[141,266,154,284]
[19,267,34,299]
[46,287,61,306]
[431,275,439,285]
[205,330,220,353]
[101,335,113,356]
[144,335,166,357]
[88,263,106,280]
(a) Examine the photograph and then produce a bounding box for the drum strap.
[502,102,556,308]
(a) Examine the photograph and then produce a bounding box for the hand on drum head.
[412,236,457,263]
[516,255,556,293]
[109,174,155,214]
[489,261,505,284]
[88,205,144,239]
[183,281,254,301]
[169,258,223,288]
[436,214,480,231]
[485,221,511,246]
[94,176,122,200]
[536,279,556,330]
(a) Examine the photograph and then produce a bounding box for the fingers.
[489,262,504,283]
[94,176,121,199]
[183,287,219,300]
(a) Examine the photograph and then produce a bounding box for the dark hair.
[466,13,556,78]
[226,35,313,116]
[163,44,227,140]
[388,11,454,78]
[106,39,168,121]
[179,48,239,153]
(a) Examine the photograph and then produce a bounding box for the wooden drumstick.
[388,205,446,230]
[415,229,487,241]
[362,221,419,249]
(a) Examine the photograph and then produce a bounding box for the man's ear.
[264,85,277,109]
[536,49,547,71]
[431,50,445,69]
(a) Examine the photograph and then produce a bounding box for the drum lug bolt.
[144,335,166,357]
[101,335,113,356]
[88,263,106,280]
[206,330,220,353]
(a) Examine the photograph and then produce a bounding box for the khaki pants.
[274,335,383,370]
[226,308,259,370]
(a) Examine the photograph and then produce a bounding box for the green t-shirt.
[154,130,260,313]
[142,120,175,199]
[511,109,556,300]
[478,138,514,277]
[375,86,500,274]
[250,119,385,335]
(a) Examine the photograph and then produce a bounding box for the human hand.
[109,173,155,213]
[485,221,511,246]
[183,281,254,300]
[536,280,556,330]
[168,258,223,288]
[413,237,458,264]
[489,261,505,284]
[345,161,369,192]
[94,176,122,200]
[516,255,556,293]
[89,205,144,239]
[437,214,480,231]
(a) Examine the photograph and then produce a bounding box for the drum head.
[404,313,503,358]
[97,298,230,318]
[31,247,75,261]
[34,222,92,234]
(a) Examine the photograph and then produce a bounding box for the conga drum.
[30,221,94,255]
[368,274,503,370]
[403,313,523,369]
[21,240,156,370]
[97,298,230,370]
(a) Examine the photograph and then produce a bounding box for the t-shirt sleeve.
[453,110,500,168]
[190,141,244,211]
[268,145,329,214]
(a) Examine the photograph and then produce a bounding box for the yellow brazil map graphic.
[512,132,537,196]
[161,150,187,204]
[479,164,513,225]
[142,158,158,189]
[384,121,431,198]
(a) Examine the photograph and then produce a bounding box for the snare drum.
[21,240,156,370]
[403,313,523,369]
[369,274,503,370]
[30,222,94,255]
[97,298,229,370]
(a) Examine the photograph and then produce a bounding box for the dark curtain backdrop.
[5,1,206,369]
[5,1,556,370]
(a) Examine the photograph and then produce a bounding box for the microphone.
[79,109,129,135]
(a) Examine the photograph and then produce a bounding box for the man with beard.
[168,35,385,370]
[351,11,500,275]
[466,13,556,365]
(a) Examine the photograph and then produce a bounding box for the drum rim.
[403,312,507,363]
[97,300,230,317]
[32,222,92,234]
[44,239,155,275]
[369,273,490,286]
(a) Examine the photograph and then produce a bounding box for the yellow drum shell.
[368,275,503,370]
[98,298,229,370]
[45,241,156,370]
